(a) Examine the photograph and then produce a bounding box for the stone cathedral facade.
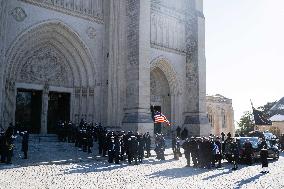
[0,0,210,136]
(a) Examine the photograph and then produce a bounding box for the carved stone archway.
[150,56,183,127]
[1,20,97,132]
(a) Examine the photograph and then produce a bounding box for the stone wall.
[206,94,235,136]
[0,0,105,129]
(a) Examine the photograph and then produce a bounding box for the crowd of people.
[0,120,278,174]
[171,131,274,173]
[0,123,29,164]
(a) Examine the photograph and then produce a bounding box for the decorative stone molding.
[150,1,186,54]
[20,0,103,24]
[10,7,27,22]
[86,26,96,39]
[18,45,68,86]
[150,56,182,96]
[89,88,94,96]
[81,87,88,97]
[2,21,97,128]
[75,88,81,97]
[126,0,139,66]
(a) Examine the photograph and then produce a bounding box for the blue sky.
[203,0,284,123]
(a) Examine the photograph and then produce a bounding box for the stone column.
[183,0,210,136]
[122,0,154,135]
[41,84,49,134]
[0,0,8,127]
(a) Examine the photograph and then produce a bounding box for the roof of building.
[206,94,232,104]
[270,114,284,122]
[269,97,284,116]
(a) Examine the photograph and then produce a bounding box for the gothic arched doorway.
[150,68,171,134]
[2,21,96,134]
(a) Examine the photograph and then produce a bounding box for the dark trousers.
[23,151,28,159]
[108,150,114,163]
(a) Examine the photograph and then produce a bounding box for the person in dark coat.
[244,139,253,165]
[258,138,269,173]
[189,137,198,167]
[182,138,191,166]
[260,144,269,173]
[114,136,121,164]
[176,126,181,138]
[155,134,165,160]
[108,136,115,163]
[231,140,239,170]
[128,135,138,165]
[214,137,222,168]
[137,135,145,163]
[20,130,29,159]
[181,128,188,140]
[0,131,6,163]
[144,132,151,158]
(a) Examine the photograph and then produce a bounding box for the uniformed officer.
[20,130,29,159]
[144,132,151,158]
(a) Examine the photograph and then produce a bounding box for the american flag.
[154,112,170,126]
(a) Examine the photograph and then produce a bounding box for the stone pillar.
[41,84,49,134]
[122,0,154,135]
[183,0,210,136]
[0,0,8,127]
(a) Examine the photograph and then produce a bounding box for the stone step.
[14,134,59,143]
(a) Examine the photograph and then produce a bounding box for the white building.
[206,94,235,136]
[0,0,210,136]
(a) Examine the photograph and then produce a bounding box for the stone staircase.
[29,134,58,143]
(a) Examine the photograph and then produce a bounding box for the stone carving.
[82,88,88,97]
[20,0,103,23]
[75,88,81,97]
[150,77,157,95]
[19,46,68,86]
[126,0,139,66]
[151,0,187,54]
[89,88,94,96]
[86,27,96,39]
[10,7,27,22]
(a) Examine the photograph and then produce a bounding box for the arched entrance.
[2,21,96,134]
[150,56,182,134]
[151,68,171,134]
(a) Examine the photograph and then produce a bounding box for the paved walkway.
[0,138,283,189]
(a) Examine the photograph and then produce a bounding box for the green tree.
[237,111,255,136]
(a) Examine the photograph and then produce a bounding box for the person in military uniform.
[224,137,233,163]
[20,129,29,159]
[128,135,138,165]
[144,132,151,158]
[0,130,5,163]
[114,135,122,164]
[182,138,191,166]
[260,141,269,173]
[244,139,253,165]
[189,137,198,167]
[137,134,145,163]
[231,139,239,171]
[108,136,115,163]
[214,137,222,168]
[176,126,181,138]
[154,134,165,160]
[181,128,188,140]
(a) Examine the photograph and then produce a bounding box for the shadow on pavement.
[146,166,209,179]
[234,173,264,189]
